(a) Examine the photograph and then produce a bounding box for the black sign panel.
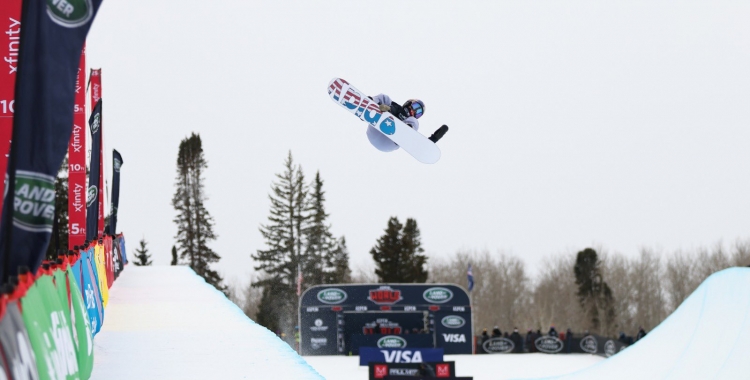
[300,284,472,355]
[385,377,473,380]
[370,362,455,380]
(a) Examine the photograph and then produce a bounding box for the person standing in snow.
[510,328,523,353]
[491,326,502,338]
[367,94,448,152]
[636,326,647,341]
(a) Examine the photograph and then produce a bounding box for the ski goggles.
[409,102,424,119]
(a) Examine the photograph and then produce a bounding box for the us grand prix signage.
[300,284,472,356]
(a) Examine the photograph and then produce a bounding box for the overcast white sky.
[85,1,750,288]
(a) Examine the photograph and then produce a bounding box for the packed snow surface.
[90,266,750,379]
[534,267,750,380]
[305,354,603,380]
[89,266,323,379]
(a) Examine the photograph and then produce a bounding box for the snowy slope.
[89,266,323,379]
[305,353,604,380]
[530,267,750,380]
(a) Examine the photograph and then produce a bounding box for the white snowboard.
[328,78,441,164]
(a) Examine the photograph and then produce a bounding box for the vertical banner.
[88,69,104,236]
[86,100,102,242]
[68,49,87,249]
[0,1,23,217]
[109,149,122,234]
[0,0,104,280]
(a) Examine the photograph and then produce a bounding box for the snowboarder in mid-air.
[367,94,449,152]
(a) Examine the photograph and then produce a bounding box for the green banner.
[21,275,80,379]
[59,268,94,377]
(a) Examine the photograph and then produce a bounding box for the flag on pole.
[0,0,104,281]
[467,264,474,292]
[296,263,303,296]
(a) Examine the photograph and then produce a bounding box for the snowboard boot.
[428,125,449,143]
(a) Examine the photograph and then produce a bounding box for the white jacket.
[366,94,419,152]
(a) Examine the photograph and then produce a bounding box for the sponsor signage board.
[534,336,564,353]
[580,335,597,354]
[482,337,515,353]
[369,361,456,380]
[359,348,444,366]
[385,377,474,380]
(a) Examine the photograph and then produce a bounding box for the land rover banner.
[86,99,102,241]
[68,49,87,249]
[0,0,22,217]
[0,0,104,281]
[109,149,123,234]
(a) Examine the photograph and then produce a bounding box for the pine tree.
[400,218,428,283]
[371,217,428,283]
[252,152,308,331]
[303,171,350,286]
[46,157,69,260]
[172,133,224,291]
[329,237,352,283]
[170,245,178,265]
[574,248,615,334]
[133,238,152,266]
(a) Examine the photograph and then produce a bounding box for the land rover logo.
[534,336,564,353]
[316,288,347,304]
[86,186,98,208]
[441,315,465,329]
[580,335,597,354]
[47,0,94,28]
[12,171,56,233]
[482,337,514,353]
[377,335,407,349]
[423,287,453,304]
[604,340,616,357]
[90,113,101,135]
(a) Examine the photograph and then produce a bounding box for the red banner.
[68,49,87,249]
[0,1,22,217]
[89,69,104,237]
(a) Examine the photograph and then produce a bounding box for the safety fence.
[477,334,628,357]
[0,234,127,380]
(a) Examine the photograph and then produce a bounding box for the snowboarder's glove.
[378,104,391,112]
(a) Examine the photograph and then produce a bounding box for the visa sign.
[358,347,444,366]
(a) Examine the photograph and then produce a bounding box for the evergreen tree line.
[249,152,351,336]
[171,133,224,292]
[428,240,750,338]
[247,152,431,339]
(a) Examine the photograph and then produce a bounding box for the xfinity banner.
[359,348,444,366]
[86,99,102,241]
[0,0,104,280]
[0,0,22,217]
[68,49,86,248]
[108,149,123,234]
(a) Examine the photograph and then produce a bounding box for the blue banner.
[0,0,104,281]
[81,248,103,335]
[359,348,444,366]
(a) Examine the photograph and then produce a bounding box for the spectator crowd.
[477,325,648,353]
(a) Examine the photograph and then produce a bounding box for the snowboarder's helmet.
[402,99,425,119]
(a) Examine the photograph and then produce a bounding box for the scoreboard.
[299,284,472,355]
